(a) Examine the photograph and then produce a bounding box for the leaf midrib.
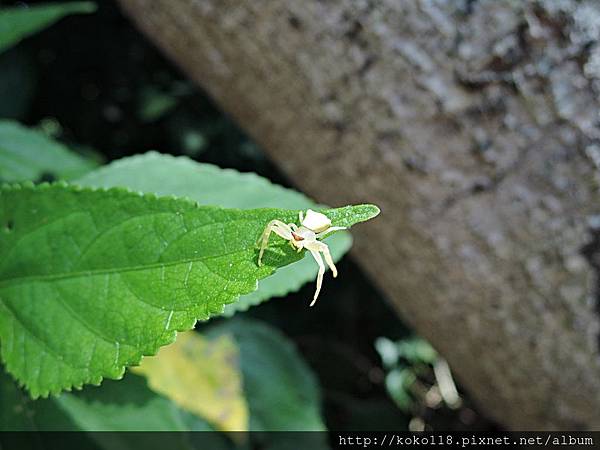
[0,245,274,288]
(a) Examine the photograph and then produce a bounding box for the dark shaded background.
[1,0,497,431]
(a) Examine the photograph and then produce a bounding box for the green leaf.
[0,120,98,182]
[55,375,234,450]
[396,338,437,365]
[207,318,326,432]
[55,375,229,450]
[385,369,415,412]
[0,182,378,397]
[54,374,215,432]
[138,86,181,123]
[0,2,96,54]
[205,318,331,450]
[0,369,231,450]
[75,152,354,314]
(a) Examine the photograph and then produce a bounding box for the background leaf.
[0,2,96,54]
[0,120,98,182]
[132,331,248,433]
[206,318,330,449]
[0,182,378,397]
[54,375,202,432]
[207,318,326,432]
[75,152,354,314]
[0,370,76,431]
[0,370,231,450]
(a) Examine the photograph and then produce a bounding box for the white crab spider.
[258,209,346,306]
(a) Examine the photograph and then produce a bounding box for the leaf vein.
[0,247,264,288]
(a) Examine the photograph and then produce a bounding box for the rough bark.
[117,0,600,430]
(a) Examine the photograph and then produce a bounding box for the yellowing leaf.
[132,331,248,433]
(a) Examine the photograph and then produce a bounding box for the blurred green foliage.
[0,119,98,181]
[0,2,96,54]
[375,337,438,412]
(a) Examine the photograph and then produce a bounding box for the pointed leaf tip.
[322,203,381,228]
[363,204,381,219]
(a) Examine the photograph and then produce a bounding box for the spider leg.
[308,249,325,307]
[315,226,346,239]
[316,241,338,278]
[258,220,293,266]
[299,211,304,224]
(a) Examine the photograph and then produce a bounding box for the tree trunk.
[116,0,600,430]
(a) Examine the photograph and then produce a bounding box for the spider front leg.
[258,220,294,266]
[315,226,346,239]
